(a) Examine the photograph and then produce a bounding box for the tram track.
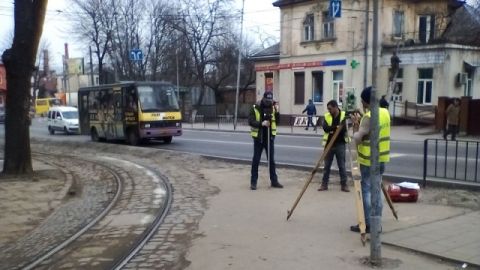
[0,152,173,270]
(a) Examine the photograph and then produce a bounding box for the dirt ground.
[1,140,479,269]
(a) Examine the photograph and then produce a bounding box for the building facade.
[253,0,480,120]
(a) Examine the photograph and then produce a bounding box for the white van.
[47,106,79,135]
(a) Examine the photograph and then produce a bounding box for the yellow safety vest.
[357,108,391,166]
[250,105,277,138]
[322,111,350,146]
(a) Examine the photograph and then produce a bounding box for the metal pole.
[89,46,94,86]
[370,0,381,264]
[363,0,370,89]
[233,0,245,130]
[176,48,180,99]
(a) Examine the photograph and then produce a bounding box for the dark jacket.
[248,102,279,140]
[302,103,317,116]
[322,110,347,145]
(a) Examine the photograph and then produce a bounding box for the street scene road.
[25,118,480,183]
[1,119,480,269]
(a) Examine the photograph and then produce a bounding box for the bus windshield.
[137,85,179,112]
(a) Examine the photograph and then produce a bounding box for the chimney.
[64,43,69,60]
[43,50,49,76]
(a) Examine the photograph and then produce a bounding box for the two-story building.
[252,0,480,121]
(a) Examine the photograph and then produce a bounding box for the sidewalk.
[187,167,480,269]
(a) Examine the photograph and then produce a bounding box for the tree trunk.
[1,0,48,175]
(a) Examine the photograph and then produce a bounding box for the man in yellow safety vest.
[248,91,283,190]
[318,100,350,192]
[350,86,391,233]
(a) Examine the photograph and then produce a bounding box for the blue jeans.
[306,116,315,129]
[322,143,347,186]
[251,137,278,186]
[360,163,385,227]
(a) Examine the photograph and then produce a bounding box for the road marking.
[175,137,321,150]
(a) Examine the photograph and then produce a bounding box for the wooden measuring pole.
[286,122,345,221]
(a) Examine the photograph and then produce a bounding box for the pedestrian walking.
[349,86,391,234]
[443,98,460,141]
[318,100,350,192]
[248,91,283,190]
[302,99,317,130]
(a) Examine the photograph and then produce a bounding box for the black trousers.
[443,124,458,140]
[250,136,278,186]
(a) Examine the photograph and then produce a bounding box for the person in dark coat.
[302,99,317,130]
[248,91,283,190]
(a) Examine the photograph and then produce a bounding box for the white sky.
[0,0,280,72]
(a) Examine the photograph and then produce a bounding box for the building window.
[417,68,433,104]
[294,72,305,105]
[332,71,344,104]
[265,73,273,92]
[465,70,473,97]
[322,11,335,39]
[303,14,315,41]
[393,10,404,38]
[418,15,435,44]
[312,71,323,103]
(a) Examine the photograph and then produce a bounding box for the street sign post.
[329,0,342,18]
[129,49,143,61]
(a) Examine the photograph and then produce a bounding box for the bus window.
[137,85,179,112]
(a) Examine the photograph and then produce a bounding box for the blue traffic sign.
[329,0,342,18]
[129,49,143,61]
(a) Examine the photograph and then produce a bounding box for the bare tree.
[206,37,256,103]
[1,0,48,175]
[70,0,115,84]
[175,0,233,112]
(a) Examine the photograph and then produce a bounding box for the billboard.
[67,58,84,75]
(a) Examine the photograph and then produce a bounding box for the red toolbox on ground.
[387,184,419,202]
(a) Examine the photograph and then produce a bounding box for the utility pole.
[233,0,245,130]
[363,0,370,89]
[176,48,180,99]
[370,0,382,265]
[89,46,94,86]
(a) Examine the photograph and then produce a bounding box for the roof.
[442,5,480,46]
[272,0,311,7]
[250,43,280,61]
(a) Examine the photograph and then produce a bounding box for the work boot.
[350,224,370,233]
[250,185,257,190]
[305,127,308,130]
[271,182,283,188]
[341,185,350,192]
[317,184,328,191]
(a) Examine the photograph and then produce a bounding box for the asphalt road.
[5,118,478,182]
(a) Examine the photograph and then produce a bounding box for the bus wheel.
[163,136,172,144]
[128,130,140,146]
[48,126,54,135]
[91,127,100,142]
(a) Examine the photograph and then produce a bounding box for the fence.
[392,101,436,128]
[186,115,249,129]
[423,139,480,187]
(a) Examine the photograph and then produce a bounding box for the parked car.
[47,106,79,134]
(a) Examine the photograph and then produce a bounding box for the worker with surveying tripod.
[248,91,283,190]
[350,87,391,233]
